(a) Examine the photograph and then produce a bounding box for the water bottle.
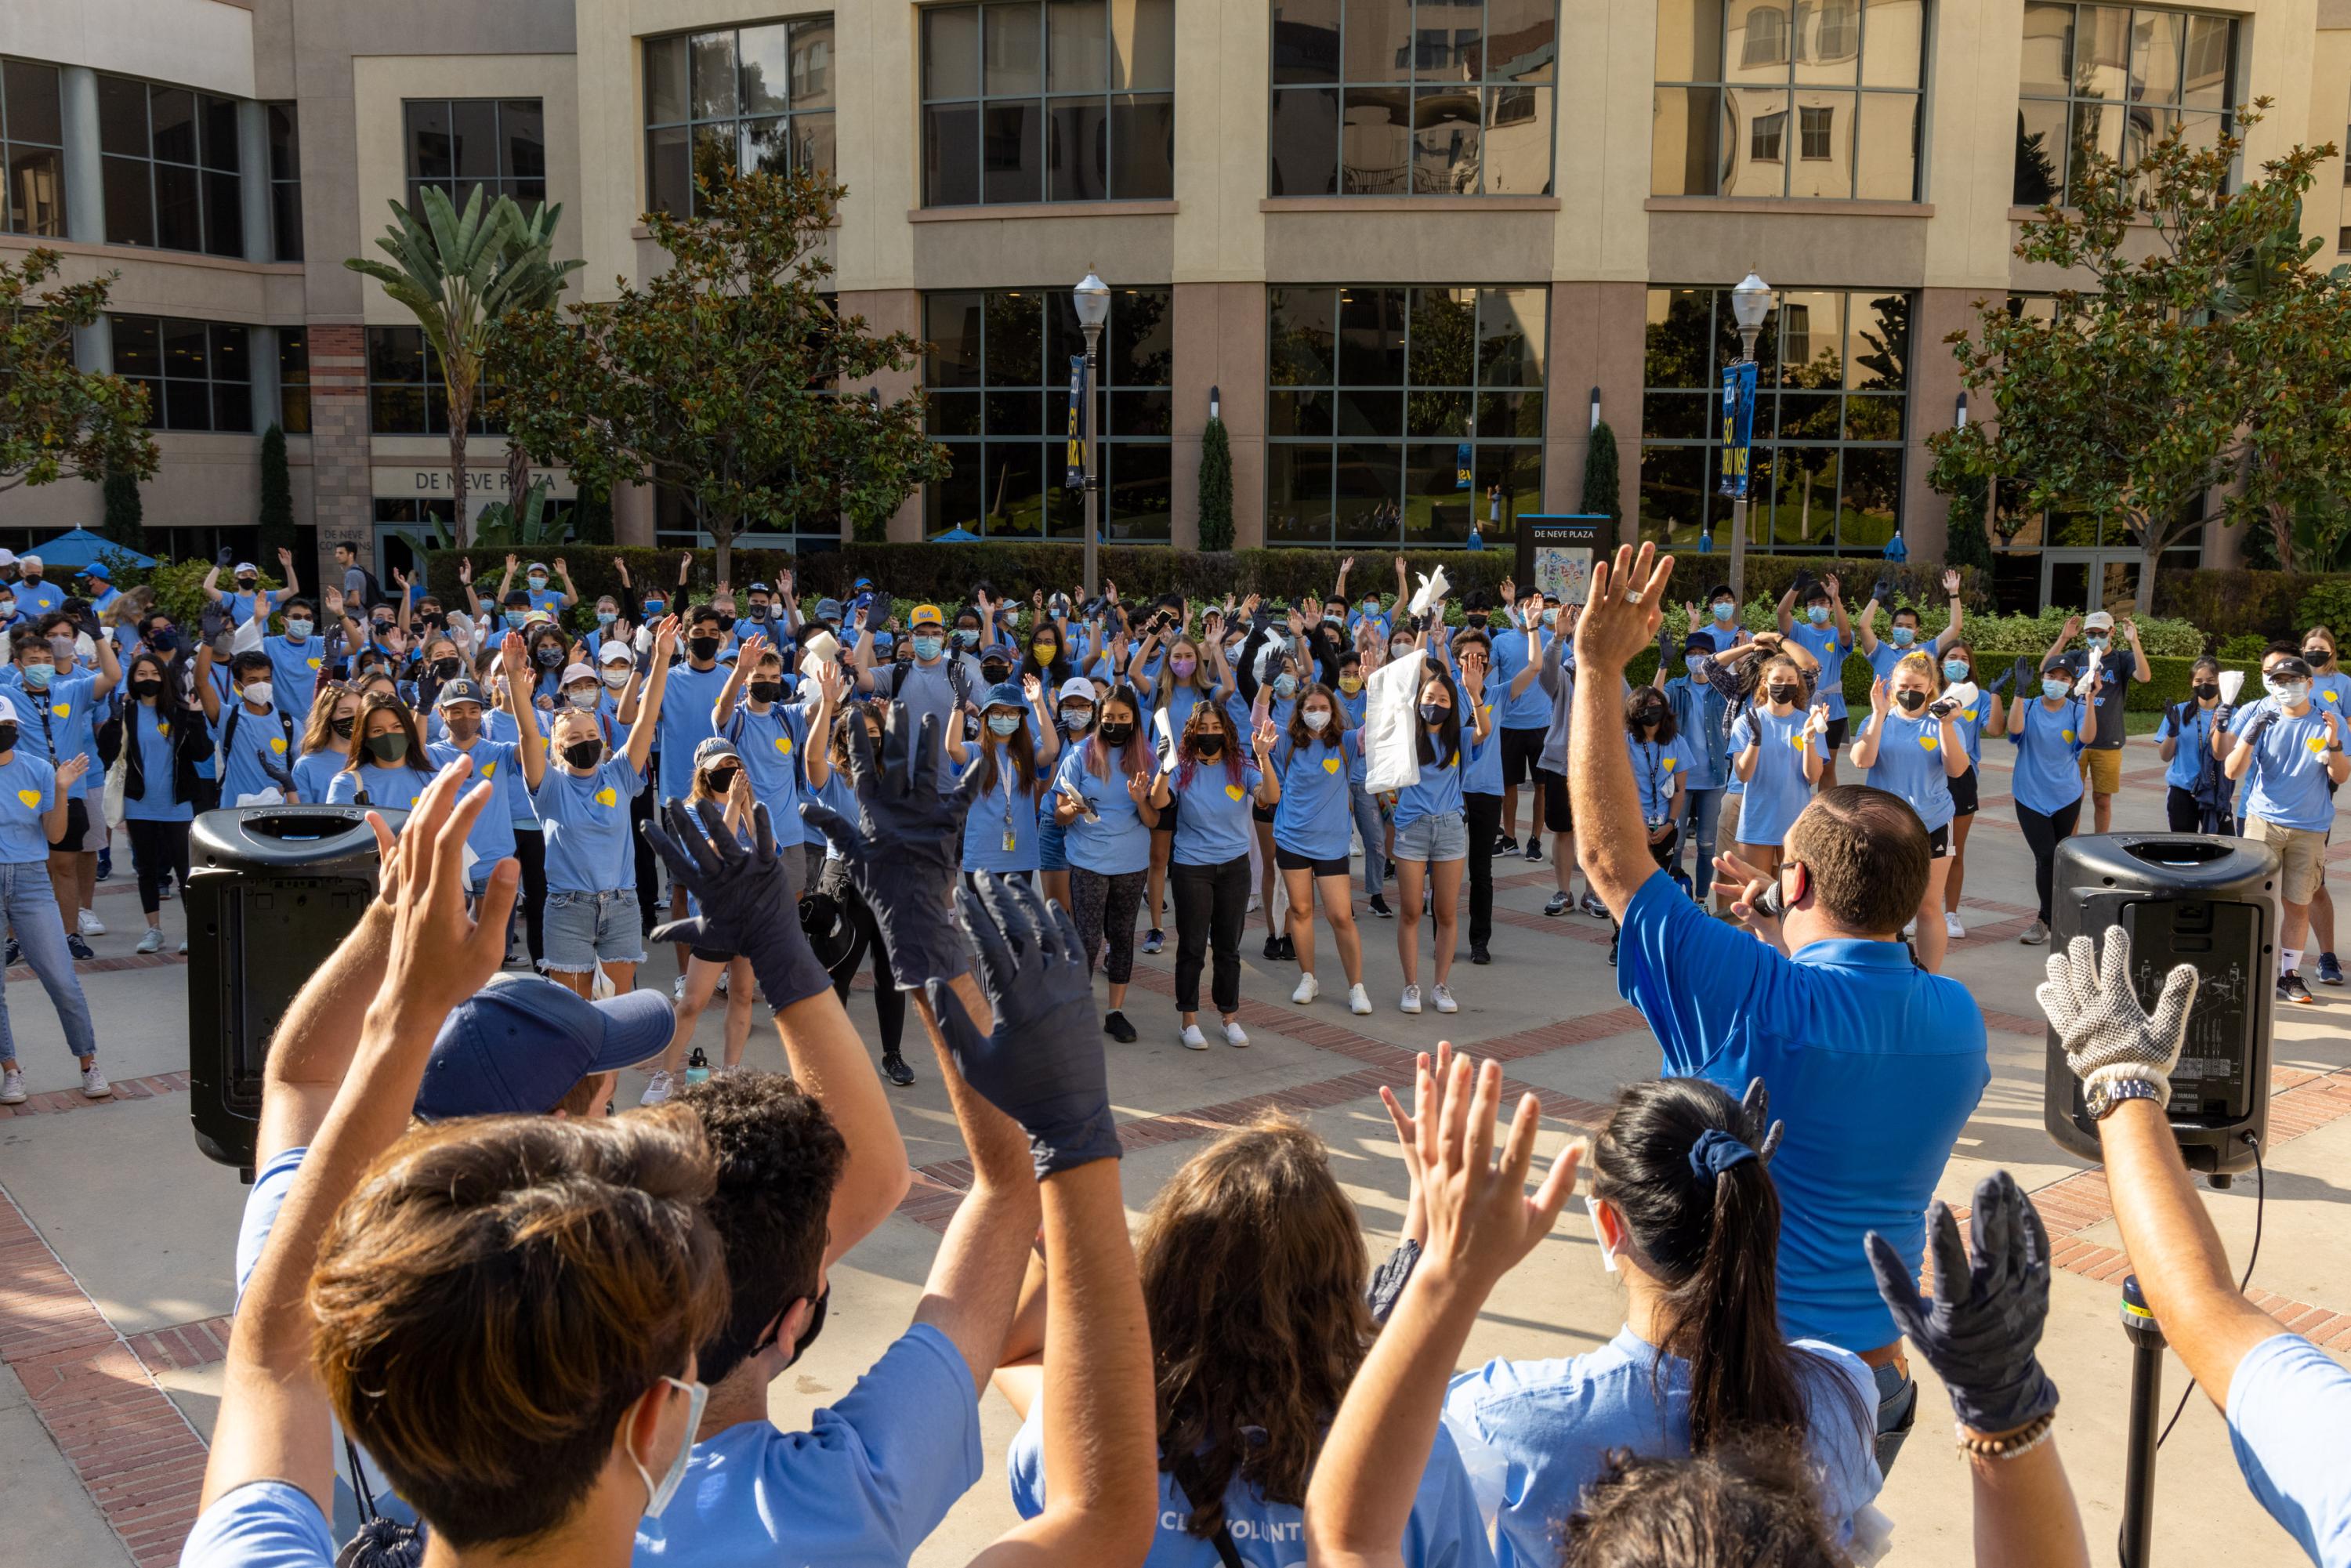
[684,1047,712,1087]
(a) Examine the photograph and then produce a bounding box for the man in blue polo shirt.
[1570,541,1987,1478]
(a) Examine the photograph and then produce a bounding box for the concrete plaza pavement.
[2,744,2349,1568]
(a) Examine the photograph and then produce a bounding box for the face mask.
[1889,626,1916,646]
[2306,647,2333,667]
[715,614,737,634]
[0,600,17,621]
[689,636,722,661]
[2271,680,2312,706]
[953,628,979,649]
[0,722,17,753]
[285,618,313,640]
[1943,659,1970,683]
[2193,681,2219,701]
[371,621,394,639]
[705,766,740,795]
[597,609,618,625]
[1323,613,1344,627]
[21,663,53,690]
[527,574,549,589]
[1272,673,1299,700]
[1465,614,1488,631]
[987,712,1022,737]
[1098,721,1135,747]
[2042,677,2073,701]
[566,687,600,710]
[1389,640,1412,658]
[1419,702,1447,725]
[130,677,163,700]
[365,731,410,763]
[534,646,563,668]
[912,634,944,661]
[601,665,632,689]
[331,714,357,740]
[1302,707,1331,733]
[1766,683,1798,705]
[236,578,258,592]
[1339,674,1363,694]
[1686,654,1708,678]
[780,1287,830,1371]
[563,737,603,770]
[1032,643,1056,664]
[1805,604,1829,625]
[1712,601,1736,623]
[643,600,665,618]
[504,611,528,631]
[1636,701,1666,726]
[632,1376,709,1520]
[748,680,784,704]
[1169,656,1197,678]
[1191,732,1224,757]
[2085,636,2109,652]
[1060,704,1093,731]
[1224,640,1245,662]
[1585,1195,1619,1273]
[1894,688,1927,712]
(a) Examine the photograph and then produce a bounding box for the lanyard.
[1636,738,1668,817]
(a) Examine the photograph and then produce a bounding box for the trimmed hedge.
[2153,568,2351,645]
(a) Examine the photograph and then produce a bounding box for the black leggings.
[2016,798,2082,925]
[1071,866,1146,983]
[631,780,662,935]
[1172,853,1250,1015]
[510,827,547,965]
[829,888,907,1056]
[1463,791,1502,947]
[125,818,191,918]
[2166,784,2236,836]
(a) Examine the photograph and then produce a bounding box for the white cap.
[234,561,258,575]
[1057,676,1097,704]
[2083,610,2114,631]
[0,550,18,569]
[596,641,633,664]
[0,690,27,725]
[16,555,40,570]
[562,661,596,686]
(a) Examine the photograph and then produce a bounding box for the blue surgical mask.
[1686,654,1708,677]
[1943,659,1969,683]
[953,628,979,649]
[2042,677,2072,701]
[643,599,665,617]
[1711,600,1735,622]
[1805,604,1830,625]
[633,1376,708,1519]
[527,574,549,589]
[597,609,617,625]
[21,663,52,690]
[2085,636,2109,652]
[284,617,313,640]
[1889,626,1915,646]
[505,611,527,631]
[1274,673,1299,699]
[987,711,1022,737]
[912,634,944,661]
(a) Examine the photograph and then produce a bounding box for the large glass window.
[922,2,1174,206]
[110,316,252,433]
[98,75,244,255]
[1639,284,1909,553]
[278,331,310,435]
[403,98,545,216]
[2,60,65,237]
[922,286,1173,540]
[366,326,501,436]
[1270,0,1558,197]
[645,18,836,218]
[267,103,302,260]
[1653,0,1925,199]
[2013,4,2235,207]
[1266,284,1545,546]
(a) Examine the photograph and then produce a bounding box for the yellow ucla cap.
[910,603,944,628]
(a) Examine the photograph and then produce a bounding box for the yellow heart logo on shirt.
[268,737,288,755]
[2308,733,2330,755]
[2061,730,2076,744]
[15,789,37,809]
[2325,691,2340,703]
[776,736,793,755]
[1918,734,1940,752]
[480,760,495,777]
[158,722,169,736]
[1225,784,1244,801]
[1960,708,1977,722]
[1322,756,1342,774]
[1790,733,1808,749]
[306,657,321,671]
[594,786,618,806]
[1661,757,1678,771]
[49,703,66,719]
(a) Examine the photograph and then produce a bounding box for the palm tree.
[346,186,581,545]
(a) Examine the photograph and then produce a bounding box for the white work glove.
[2034,926,2197,1103]
[1408,566,1451,620]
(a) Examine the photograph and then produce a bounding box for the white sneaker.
[1433,983,1459,1014]
[1943,911,1965,939]
[640,1070,674,1106]
[176,939,187,956]
[1400,984,1422,1015]
[1291,972,1319,1005]
[672,976,687,1001]
[1348,983,1373,1016]
[79,1065,110,1099]
[78,908,105,937]
[0,1066,24,1104]
[2021,920,2049,946]
[1223,1019,1249,1048]
[136,929,163,954]
[713,969,729,995]
[1179,1023,1208,1050]
[1247,893,1262,914]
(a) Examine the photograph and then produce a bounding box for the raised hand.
[276,546,294,568]
[1252,716,1279,757]
[458,557,473,586]
[552,556,568,578]
[1942,568,1962,597]
[2035,925,2195,1102]
[924,876,1118,1179]
[1125,770,1152,806]
[1822,573,1842,601]
[644,799,833,1010]
[1733,1077,1785,1164]
[1869,676,1891,717]
[1404,1052,1580,1294]
[1867,1171,2059,1439]
[650,614,681,661]
[1803,703,1830,737]
[56,753,89,790]
[797,701,987,990]
[1022,672,1043,707]
[737,631,769,672]
[1573,542,1673,672]
[1685,601,1701,634]
[505,554,520,576]
[375,758,517,1028]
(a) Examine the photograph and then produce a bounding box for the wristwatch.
[2085,1076,2166,1120]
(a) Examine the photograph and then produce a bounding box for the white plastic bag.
[1407,567,1451,621]
[103,754,127,830]
[1363,650,1428,795]
[2218,668,2245,707]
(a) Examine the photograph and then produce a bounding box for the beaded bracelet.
[1956,1410,2056,1461]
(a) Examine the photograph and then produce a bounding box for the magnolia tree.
[1,251,156,494]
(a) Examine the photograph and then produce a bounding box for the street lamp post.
[1726,270,1771,603]
[1073,269,1110,596]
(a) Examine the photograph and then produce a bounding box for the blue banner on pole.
[1454,440,1473,491]
[1716,360,1757,499]
[1064,355,1088,491]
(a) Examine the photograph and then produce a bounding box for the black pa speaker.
[2043,835,2279,1179]
[186,806,403,1175]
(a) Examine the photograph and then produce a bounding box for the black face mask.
[366,732,410,764]
[1465,615,1488,630]
[705,766,740,795]
[146,628,177,653]
[1636,702,1666,726]
[372,622,394,639]
[1191,733,1224,757]
[2306,648,2333,667]
[689,636,723,661]
[431,657,462,681]
[1894,688,1927,712]
[0,723,18,754]
[1767,683,1799,704]
[2193,681,2220,701]
[235,578,257,592]
[331,715,357,740]
[981,663,1011,686]
[562,738,603,770]
[130,678,163,700]
[781,1287,830,1371]
[716,614,737,634]
[534,646,563,668]
[1098,722,1135,747]
[748,680,784,704]
[1419,702,1448,725]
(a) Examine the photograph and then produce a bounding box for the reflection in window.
[110,315,252,432]
[366,326,502,437]
[922,287,1172,541]
[403,98,546,217]
[98,75,244,255]
[1651,0,1925,199]
[267,103,302,261]
[1,60,66,237]
[1267,285,1545,547]
[2013,3,2234,207]
[922,2,1174,206]
[1639,284,1909,554]
[1269,0,1559,197]
[645,19,835,217]
[277,331,310,435]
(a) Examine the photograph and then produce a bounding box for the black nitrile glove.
[1366,1238,1422,1325]
[923,875,1118,1179]
[2010,655,2036,697]
[2236,703,2277,748]
[1987,665,2015,697]
[1871,575,1895,608]
[1733,1076,1786,1164]
[798,702,986,990]
[1867,1170,2059,1436]
[644,798,834,1011]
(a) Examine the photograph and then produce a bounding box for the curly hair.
[1560,1432,1846,1568]
[674,1070,847,1385]
[1139,1115,1374,1539]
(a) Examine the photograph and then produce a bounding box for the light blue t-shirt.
[655,663,735,801]
[1629,732,1697,823]
[290,748,344,806]
[1862,711,1956,831]
[2231,700,2340,834]
[1055,745,1153,876]
[2309,669,2351,716]
[1789,620,1850,719]
[220,586,281,627]
[180,1480,336,1568]
[1663,674,1731,790]
[1007,1406,1494,1568]
[1392,737,1478,832]
[1168,758,1262,867]
[867,655,969,787]
[2226,1331,2351,1567]
[1864,635,1928,680]
[1155,683,1212,762]
[2007,697,2088,817]
[13,579,64,620]
[1491,625,1551,730]
[537,755,643,893]
[2154,702,2226,793]
[123,708,192,823]
[429,737,522,864]
[325,761,436,810]
[1616,872,1989,1351]
[1273,733,1357,862]
[212,701,295,803]
[263,633,328,726]
[0,751,54,862]
[523,583,566,617]
[1460,695,1504,796]
[723,699,815,849]
[961,752,1045,874]
[15,669,98,798]
[1444,1326,1881,1566]
[1726,708,1813,847]
[636,1324,984,1568]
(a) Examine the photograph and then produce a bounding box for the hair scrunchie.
[1687,1127,1759,1182]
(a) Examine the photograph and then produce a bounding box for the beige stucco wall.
[0,0,255,97]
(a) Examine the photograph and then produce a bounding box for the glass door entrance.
[2041,549,2141,614]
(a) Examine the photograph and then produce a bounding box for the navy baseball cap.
[435,677,488,709]
[413,975,676,1121]
[1683,631,1717,655]
[814,597,842,622]
[981,680,1027,712]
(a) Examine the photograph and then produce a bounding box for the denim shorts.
[543,889,646,971]
[1393,809,1469,863]
[1038,818,1069,871]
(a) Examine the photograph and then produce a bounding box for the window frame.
[266,101,303,261]
[2012,2,2238,208]
[643,16,838,219]
[364,324,502,438]
[0,58,67,238]
[96,74,245,256]
[109,313,254,433]
[400,96,547,218]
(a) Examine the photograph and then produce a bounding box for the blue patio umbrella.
[30,527,158,570]
[931,527,984,543]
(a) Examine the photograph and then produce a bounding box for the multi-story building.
[4,0,2348,608]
